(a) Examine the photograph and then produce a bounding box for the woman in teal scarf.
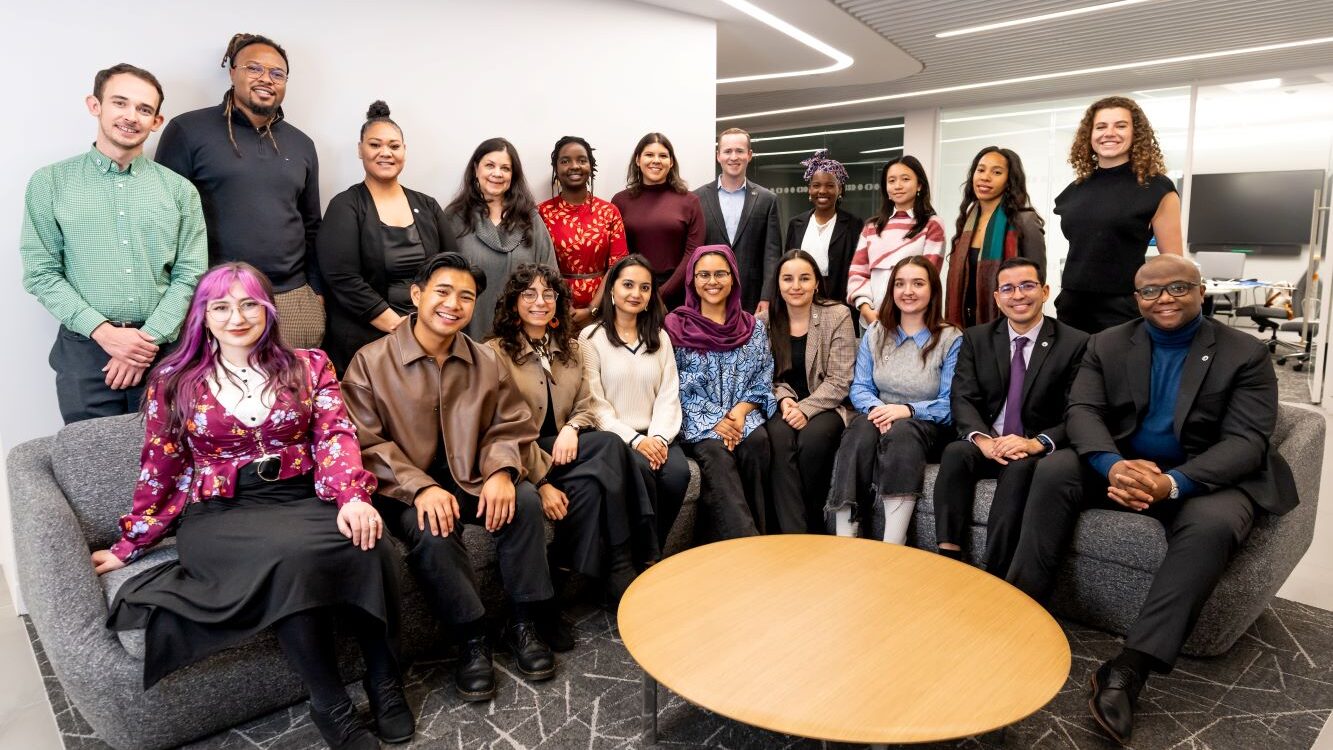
[945,147,1046,327]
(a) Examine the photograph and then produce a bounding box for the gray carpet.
[26,595,1333,749]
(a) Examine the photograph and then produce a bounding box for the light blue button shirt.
[717,179,747,243]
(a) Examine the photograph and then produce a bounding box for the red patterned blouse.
[109,348,377,562]
[538,195,630,309]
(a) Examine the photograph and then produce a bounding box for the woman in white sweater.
[580,255,688,547]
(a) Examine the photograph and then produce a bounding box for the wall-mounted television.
[1188,169,1326,255]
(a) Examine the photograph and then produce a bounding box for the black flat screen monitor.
[1188,170,1325,254]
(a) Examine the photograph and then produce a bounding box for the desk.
[617,536,1070,746]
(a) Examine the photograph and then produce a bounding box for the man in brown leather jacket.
[342,252,556,702]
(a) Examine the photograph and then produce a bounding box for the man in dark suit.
[694,128,782,313]
[934,257,1088,576]
[1007,255,1292,745]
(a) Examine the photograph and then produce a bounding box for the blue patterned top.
[676,319,778,443]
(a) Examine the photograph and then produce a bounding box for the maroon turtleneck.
[611,183,705,302]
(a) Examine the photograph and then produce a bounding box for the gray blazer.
[694,179,782,311]
[758,303,857,425]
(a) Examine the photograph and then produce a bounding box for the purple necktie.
[1002,337,1029,436]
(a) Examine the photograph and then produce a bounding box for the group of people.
[19,32,1293,750]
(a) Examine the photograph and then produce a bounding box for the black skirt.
[108,464,398,689]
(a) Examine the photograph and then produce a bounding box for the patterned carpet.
[28,595,1333,749]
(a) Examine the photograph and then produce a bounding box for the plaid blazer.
[759,302,857,425]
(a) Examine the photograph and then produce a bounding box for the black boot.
[362,674,415,743]
[537,600,576,653]
[504,620,556,680]
[308,698,377,750]
[454,635,496,702]
[606,542,638,603]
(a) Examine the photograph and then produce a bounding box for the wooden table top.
[617,535,1071,744]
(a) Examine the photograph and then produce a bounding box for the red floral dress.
[538,195,630,309]
[109,348,376,562]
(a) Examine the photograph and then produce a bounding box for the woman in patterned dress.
[538,136,629,328]
[91,263,411,750]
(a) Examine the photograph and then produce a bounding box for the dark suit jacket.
[1067,316,1294,515]
[694,179,781,311]
[785,207,863,306]
[952,316,1089,447]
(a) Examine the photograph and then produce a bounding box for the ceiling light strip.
[935,0,1154,38]
[715,0,854,84]
[751,123,904,143]
[940,105,1087,123]
[860,146,906,154]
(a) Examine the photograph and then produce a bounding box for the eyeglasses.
[997,281,1042,297]
[1135,281,1200,300]
[520,289,559,304]
[206,300,265,322]
[240,62,288,84]
[694,270,732,282]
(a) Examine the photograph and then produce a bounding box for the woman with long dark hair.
[580,254,690,547]
[92,263,411,750]
[611,132,705,308]
[784,150,863,309]
[445,137,556,339]
[827,255,961,544]
[1054,96,1182,333]
[846,155,945,327]
[945,146,1046,328]
[759,250,855,533]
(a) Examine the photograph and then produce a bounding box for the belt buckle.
[254,454,281,482]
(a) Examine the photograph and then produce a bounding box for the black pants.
[685,426,771,539]
[630,442,692,547]
[826,415,951,531]
[539,431,636,578]
[933,440,1041,577]
[1006,449,1255,670]
[1054,290,1138,335]
[49,325,165,424]
[376,480,553,626]
[766,411,844,533]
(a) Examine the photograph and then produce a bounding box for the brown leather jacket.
[341,319,548,502]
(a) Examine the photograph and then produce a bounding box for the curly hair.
[1069,96,1167,185]
[491,264,576,364]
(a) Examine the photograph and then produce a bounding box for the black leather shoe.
[309,698,378,750]
[1088,661,1144,745]
[455,635,496,702]
[363,675,415,743]
[537,608,576,653]
[505,620,556,680]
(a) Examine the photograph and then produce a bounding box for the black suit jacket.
[785,207,862,306]
[952,316,1089,447]
[1067,316,1295,515]
[694,180,781,311]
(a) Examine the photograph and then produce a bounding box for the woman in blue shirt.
[666,244,777,539]
[826,255,961,543]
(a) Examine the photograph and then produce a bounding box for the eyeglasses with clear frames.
[520,289,559,304]
[694,270,732,282]
[240,62,288,84]
[1134,281,1200,300]
[997,281,1042,297]
[206,300,266,322]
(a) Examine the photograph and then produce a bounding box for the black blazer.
[952,316,1089,446]
[1067,316,1294,515]
[693,180,782,312]
[317,182,458,372]
[785,207,862,306]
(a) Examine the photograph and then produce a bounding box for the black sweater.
[1054,162,1175,294]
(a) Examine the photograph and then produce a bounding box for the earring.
[549,318,560,330]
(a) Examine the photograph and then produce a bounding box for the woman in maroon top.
[611,132,705,309]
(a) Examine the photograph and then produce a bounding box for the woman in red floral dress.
[538,136,629,327]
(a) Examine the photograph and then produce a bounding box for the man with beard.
[156,33,326,347]
[21,64,207,423]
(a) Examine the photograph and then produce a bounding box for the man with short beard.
[21,64,207,424]
[156,33,326,348]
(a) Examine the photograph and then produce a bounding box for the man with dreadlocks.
[157,33,326,348]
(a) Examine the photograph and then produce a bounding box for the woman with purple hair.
[784,149,863,310]
[90,262,413,750]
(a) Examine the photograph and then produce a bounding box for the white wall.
[0,0,716,606]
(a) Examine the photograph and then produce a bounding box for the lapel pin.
[1041,341,1049,347]
[1202,355,1210,361]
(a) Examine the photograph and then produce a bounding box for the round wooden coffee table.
[618,535,1070,746]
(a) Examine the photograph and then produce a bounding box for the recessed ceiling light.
[715,0,854,84]
[751,124,904,143]
[718,36,1333,122]
[935,0,1154,38]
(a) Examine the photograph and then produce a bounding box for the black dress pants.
[539,430,639,577]
[630,442,692,547]
[826,415,951,532]
[685,426,771,539]
[1054,290,1138,335]
[933,440,1041,577]
[49,325,166,424]
[766,411,845,533]
[1006,448,1256,670]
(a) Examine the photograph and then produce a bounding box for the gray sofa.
[8,414,698,750]
[909,402,1324,657]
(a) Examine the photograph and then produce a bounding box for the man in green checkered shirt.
[21,63,208,424]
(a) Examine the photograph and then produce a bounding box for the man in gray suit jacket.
[694,128,782,313]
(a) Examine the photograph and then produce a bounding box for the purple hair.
[145,262,306,442]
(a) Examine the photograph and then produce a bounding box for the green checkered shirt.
[21,146,208,342]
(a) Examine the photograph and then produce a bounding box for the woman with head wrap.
[784,150,863,316]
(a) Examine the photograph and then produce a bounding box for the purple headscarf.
[800,148,849,185]
[664,244,755,352]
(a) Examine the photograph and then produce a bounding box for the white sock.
[881,494,916,545]
[834,507,859,538]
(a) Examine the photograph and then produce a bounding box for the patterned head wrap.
[800,149,848,185]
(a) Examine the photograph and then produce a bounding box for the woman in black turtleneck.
[1054,95,1182,334]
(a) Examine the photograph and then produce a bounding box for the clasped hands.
[1107,459,1172,511]
[93,323,158,390]
[635,434,669,471]
[779,398,808,430]
[712,407,750,451]
[973,434,1044,466]
[415,469,517,535]
[867,403,912,434]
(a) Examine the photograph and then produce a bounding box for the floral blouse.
[675,319,778,444]
[537,195,629,309]
[109,348,376,562]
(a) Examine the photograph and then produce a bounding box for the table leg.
[642,672,658,744]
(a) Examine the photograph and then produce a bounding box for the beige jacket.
[758,302,857,425]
